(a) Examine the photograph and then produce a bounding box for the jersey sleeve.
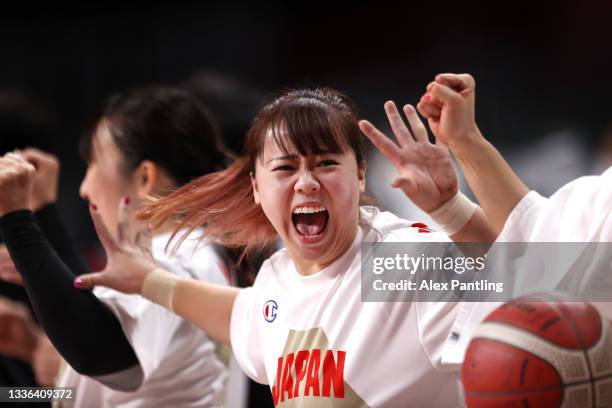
[92,287,183,387]
[230,286,268,384]
[496,191,551,241]
[498,166,612,242]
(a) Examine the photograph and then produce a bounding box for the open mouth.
[292,206,329,238]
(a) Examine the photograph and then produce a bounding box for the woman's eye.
[273,165,295,171]
[318,160,338,167]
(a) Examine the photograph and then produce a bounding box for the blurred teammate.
[0,87,234,407]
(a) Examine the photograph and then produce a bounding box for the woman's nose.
[294,170,320,194]
[79,176,89,200]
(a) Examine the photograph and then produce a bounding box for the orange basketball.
[461,296,612,407]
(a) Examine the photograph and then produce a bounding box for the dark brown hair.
[80,86,228,185]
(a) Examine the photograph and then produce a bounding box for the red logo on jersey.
[271,349,346,405]
[411,222,432,233]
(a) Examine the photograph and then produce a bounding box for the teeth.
[293,206,327,214]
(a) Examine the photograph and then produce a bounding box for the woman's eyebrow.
[266,154,299,164]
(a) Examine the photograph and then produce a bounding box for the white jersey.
[230,207,466,408]
[59,231,230,408]
[497,165,612,242]
[444,166,612,363]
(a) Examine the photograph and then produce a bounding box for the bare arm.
[453,137,528,233]
[171,279,239,345]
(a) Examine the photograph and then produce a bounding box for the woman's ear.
[358,162,366,193]
[135,161,176,198]
[251,172,261,205]
[134,160,158,198]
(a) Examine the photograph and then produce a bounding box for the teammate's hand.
[0,296,39,362]
[0,245,23,286]
[21,148,61,212]
[416,73,485,154]
[359,101,458,213]
[32,333,61,386]
[74,198,156,294]
[0,153,36,217]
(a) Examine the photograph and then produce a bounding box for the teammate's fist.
[416,73,485,154]
[21,148,61,211]
[0,152,36,217]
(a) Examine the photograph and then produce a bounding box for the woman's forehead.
[259,125,348,160]
[261,132,296,156]
[259,136,339,161]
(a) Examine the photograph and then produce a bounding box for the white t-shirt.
[496,166,612,242]
[230,207,465,408]
[59,231,230,408]
[442,166,612,363]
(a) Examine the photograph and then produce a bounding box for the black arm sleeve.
[0,210,139,377]
[33,204,89,276]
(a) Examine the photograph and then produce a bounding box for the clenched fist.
[416,73,486,155]
[0,153,36,217]
[21,148,60,211]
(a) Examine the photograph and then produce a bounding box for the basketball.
[461,296,612,407]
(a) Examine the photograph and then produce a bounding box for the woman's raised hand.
[417,73,485,155]
[74,198,157,294]
[359,101,458,213]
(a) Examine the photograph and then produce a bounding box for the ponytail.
[139,158,277,257]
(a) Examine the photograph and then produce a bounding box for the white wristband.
[429,192,478,236]
[141,268,181,312]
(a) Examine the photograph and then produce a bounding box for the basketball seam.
[483,321,583,351]
[472,322,589,383]
[552,302,596,408]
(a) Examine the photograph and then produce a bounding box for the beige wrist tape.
[141,268,181,312]
[429,192,478,236]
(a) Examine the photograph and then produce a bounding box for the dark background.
[2,0,611,277]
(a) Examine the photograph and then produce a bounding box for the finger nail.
[423,93,432,102]
[73,278,85,289]
[123,196,130,206]
[90,203,98,212]
[147,223,153,232]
